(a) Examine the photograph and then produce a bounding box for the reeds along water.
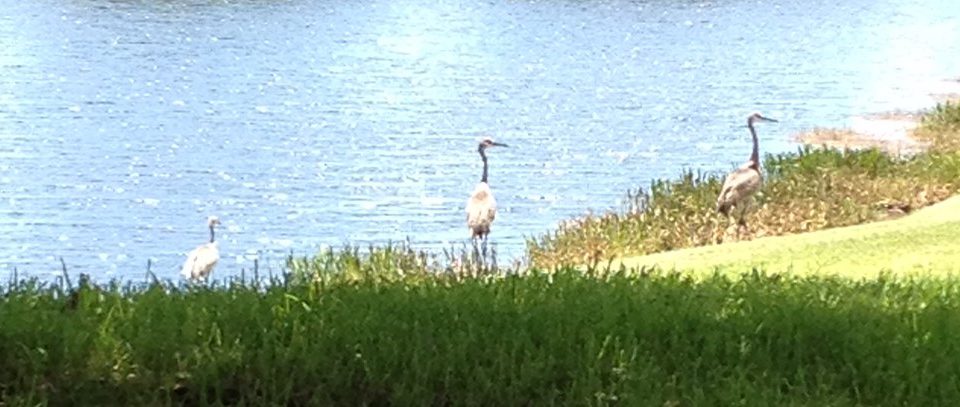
[527,102,960,269]
[283,241,515,285]
[917,101,960,150]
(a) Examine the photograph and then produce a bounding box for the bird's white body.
[181,216,221,282]
[466,182,497,238]
[180,241,220,281]
[465,137,507,240]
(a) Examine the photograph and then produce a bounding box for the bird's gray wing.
[717,169,761,211]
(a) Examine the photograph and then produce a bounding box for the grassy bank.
[527,102,960,269]
[617,194,960,278]
[4,267,960,405]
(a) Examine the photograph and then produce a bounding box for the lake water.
[1,0,958,282]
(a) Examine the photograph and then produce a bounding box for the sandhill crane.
[716,113,778,232]
[180,215,221,282]
[466,137,508,242]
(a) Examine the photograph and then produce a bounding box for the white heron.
[180,215,221,282]
[466,137,508,241]
[716,112,778,232]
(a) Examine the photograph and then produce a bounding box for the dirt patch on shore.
[932,77,960,103]
[795,114,930,156]
[795,79,960,156]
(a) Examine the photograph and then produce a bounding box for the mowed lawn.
[615,195,960,278]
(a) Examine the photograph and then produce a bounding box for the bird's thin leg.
[729,205,741,238]
[737,201,751,236]
[471,237,481,259]
[481,235,489,261]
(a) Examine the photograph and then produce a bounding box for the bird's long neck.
[479,148,489,184]
[748,119,760,170]
[209,225,216,243]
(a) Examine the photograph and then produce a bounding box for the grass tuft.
[284,241,513,285]
[916,101,960,151]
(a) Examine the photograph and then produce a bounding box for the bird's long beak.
[492,142,509,147]
[759,116,778,123]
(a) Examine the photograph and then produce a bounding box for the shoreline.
[794,78,960,156]
[793,113,928,156]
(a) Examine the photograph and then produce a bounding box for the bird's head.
[748,112,778,124]
[207,216,221,228]
[478,137,508,152]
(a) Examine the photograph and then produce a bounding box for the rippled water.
[0,0,958,281]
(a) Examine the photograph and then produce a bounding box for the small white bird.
[466,137,508,240]
[717,112,778,232]
[180,215,221,282]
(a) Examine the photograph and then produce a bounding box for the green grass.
[615,195,960,279]
[5,267,960,405]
